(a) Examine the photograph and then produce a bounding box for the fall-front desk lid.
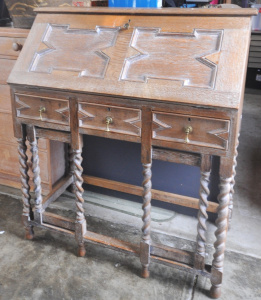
[8,7,257,109]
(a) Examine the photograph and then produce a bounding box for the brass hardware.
[12,42,22,52]
[184,126,193,143]
[105,116,113,132]
[121,19,131,30]
[39,107,46,121]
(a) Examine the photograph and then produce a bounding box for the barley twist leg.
[195,169,210,269]
[18,137,33,240]
[73,148,86,257]
[30,138,43,223]
[140,162,152,278]
[210,176,231,299]
[228,135,239,228]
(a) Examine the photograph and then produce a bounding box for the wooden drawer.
[79,103,141,136]
[0,59,15,85]
[152,112,230,150]
[0,37,26,58]
[14,93,70,125]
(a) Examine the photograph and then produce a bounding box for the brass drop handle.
[121,19,131,30]
[12,42,22,52]
[105,116,113,132]
[184,126,193,143]
[39,107,46,121]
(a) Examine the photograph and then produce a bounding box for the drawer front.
[79,103,141,137]
[0,37,26,58]
[0,59,15,85]
[152,112,230,150]
[15,94,70,125]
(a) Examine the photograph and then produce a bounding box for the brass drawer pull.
[39,107,46,121]
[184,126,193,143]
[105,116,113,132]
[121,19,131,30]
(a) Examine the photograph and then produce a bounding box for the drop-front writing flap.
[8,8,256,109]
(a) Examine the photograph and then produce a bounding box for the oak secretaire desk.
[7,7,257,298]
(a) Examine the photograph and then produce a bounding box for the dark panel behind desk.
[82,135,219,220]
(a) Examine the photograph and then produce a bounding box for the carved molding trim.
[15,97,30,116]
[55,106,70,121]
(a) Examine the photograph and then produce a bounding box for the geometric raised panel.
[29,24,119,78]
[121,28,223,89]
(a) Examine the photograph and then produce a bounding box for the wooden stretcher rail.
[83,231,139,255]
[150,255,212,278]
[41,211,196,267]
[33,214,214,278]
[42,175,73,209]
[36,127,71,143]
[151,243,194,266]
[42,211,75,231]
[32,215,212,278]
[83,175,218,213]
[152,148,201,166]
[41,211,139,254]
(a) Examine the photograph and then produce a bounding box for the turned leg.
[141,162,152,278]
[69,98,87,256]
[228,135,239,228]
[140,107,152,278]
[18,136,33,240]
[72,145,87,257]
[210,158,232,299]
[195,155,211,270]
[27,126,43,224]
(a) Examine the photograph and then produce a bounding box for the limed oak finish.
[8,7,257,299]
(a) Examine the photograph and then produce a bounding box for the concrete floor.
[0,89,260,300]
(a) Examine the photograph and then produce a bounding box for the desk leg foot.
[23,218,34,240]
[141,265,150,278]
[78,243,86,257]
[210,285,221,299]
[25,228,34,240]
[22,215,34,240]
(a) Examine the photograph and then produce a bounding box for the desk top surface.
[8,8,256,110]
[34,7,257,16]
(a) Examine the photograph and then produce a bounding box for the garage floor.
[0,89,260,300]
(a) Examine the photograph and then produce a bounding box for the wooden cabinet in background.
[0,27,65,194]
